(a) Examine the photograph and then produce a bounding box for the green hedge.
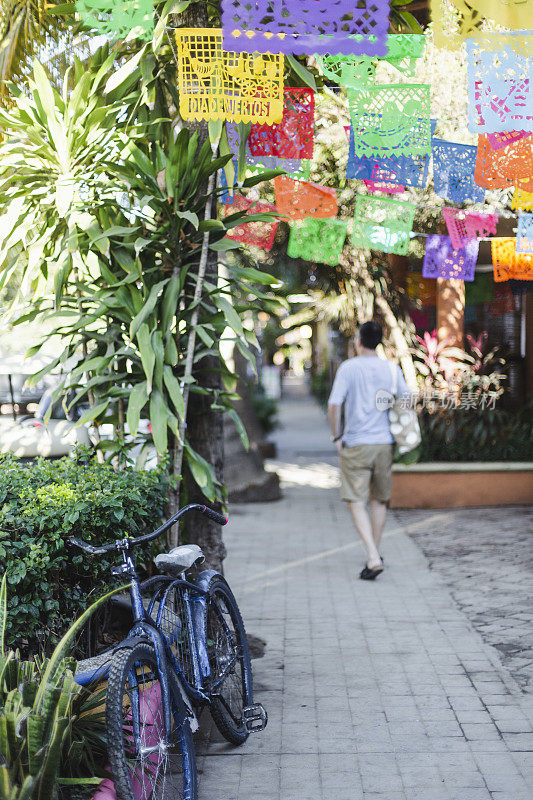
[0,449,169,655]
[418,404,533,462]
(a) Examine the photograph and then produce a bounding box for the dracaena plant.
[0,574,116,800]
[0,52,280,500]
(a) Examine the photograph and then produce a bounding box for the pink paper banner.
[486,131,530,151]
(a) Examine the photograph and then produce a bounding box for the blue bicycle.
[72,503,267,800]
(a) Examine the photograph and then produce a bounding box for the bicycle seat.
[154,544,204,576]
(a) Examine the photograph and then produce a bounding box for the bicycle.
[71,503,267,800]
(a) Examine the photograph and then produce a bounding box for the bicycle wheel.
[106,642,197,800]
[204,575,253,745]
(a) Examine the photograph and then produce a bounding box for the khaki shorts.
[339,444,394,504]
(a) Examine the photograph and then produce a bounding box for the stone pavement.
[197,377,533,800]
[398,506,533,693]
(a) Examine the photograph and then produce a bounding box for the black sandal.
[359,564,384,581]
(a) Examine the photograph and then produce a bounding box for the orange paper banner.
[475,134,533,193]
[491,238,533,282]
[273,176,338,221]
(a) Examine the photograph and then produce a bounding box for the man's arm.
[328,402,343,455]
[328,363,347,454]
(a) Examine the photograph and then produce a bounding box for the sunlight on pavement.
[235,511,457,595]
[265,459,340,489]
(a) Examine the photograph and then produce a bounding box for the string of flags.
[163,7,533,287]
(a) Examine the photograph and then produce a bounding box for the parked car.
[0,387,91,459]
[0,354,52,417]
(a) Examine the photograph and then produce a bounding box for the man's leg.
[369,445,394,551]
[370,499,387,549]
[348,501,382,569]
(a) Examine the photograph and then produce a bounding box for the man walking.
[328,321,412,580]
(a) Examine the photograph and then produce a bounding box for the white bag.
[388,362,421,455]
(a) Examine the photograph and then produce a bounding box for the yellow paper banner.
[432,0,532,49]
[511,188,533,213]
[175,28,284,124]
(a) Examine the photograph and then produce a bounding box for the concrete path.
[197,377,533,800]
[398,505,533,693]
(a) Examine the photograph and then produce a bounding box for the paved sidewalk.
[398,506,533,693]
[197,377,533,800]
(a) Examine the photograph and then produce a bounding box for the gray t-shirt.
[328,356,411,446]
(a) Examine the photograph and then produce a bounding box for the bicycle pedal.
[242,703,268,733]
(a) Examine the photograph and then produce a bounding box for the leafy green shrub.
[418,404,533,462]
[0,449,169,655]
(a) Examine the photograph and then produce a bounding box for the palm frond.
[0,0,87,99]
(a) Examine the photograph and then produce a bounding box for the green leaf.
[165,335,179,366]
[149,390,168,454]
[230,265,277,285]
[0,574,6,655]
[213,295,244,336]
[74,400,108,427]
[130,279,168,338]
[152,0,191,50]
[286,54,317,91]
[220,126,236,195]
[184,445,215,500]
[208,120,223,147]
[137,324,156,391]
[209,238,243,252]
[57,779,103,785]
[161,274,181,333]
[163,366,185,419]
[227,408,249,449]
[46,3,76,14]
[176,210,199,228]
[104,48,145,96]
[233,121,250,182]
[122,142,157,181]
[396,10,423,32]
[199,219,225,232]
[126,382,148,436]
[242,169,284,188]
[195,325,215,347]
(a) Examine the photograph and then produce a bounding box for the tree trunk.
[167,1,226,570]
[183,355,227,570]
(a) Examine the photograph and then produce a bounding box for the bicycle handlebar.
[68,503,228,556]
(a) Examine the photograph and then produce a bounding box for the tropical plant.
[0,0,71,98]
[412,328,506,399]
[465,331,505,377]
[0,574,114,800]
[0,53,280,491]
[412,328,521,462]
[412,329,471,393]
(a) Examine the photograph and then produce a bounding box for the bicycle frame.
[77,548,226,740]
